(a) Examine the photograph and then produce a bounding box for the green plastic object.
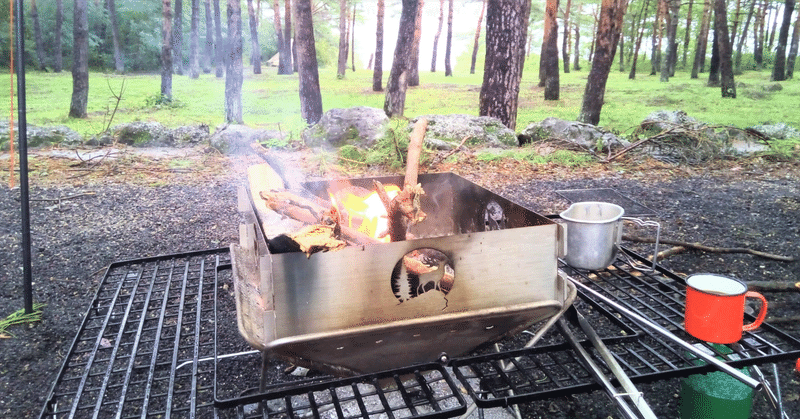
[679,343,754,419]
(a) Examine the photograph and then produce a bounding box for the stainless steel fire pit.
[232,167,575,376]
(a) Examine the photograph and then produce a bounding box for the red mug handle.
[742,291,768,332]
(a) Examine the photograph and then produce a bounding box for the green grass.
[0,303,45,338]
[2,64,799,142]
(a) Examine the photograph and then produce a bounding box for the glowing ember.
[339,185,401,242]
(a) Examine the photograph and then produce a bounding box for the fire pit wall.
[233,172,570,375]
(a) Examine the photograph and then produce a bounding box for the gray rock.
[110,122,211,147]
[411,114,518,148]
[208,124,284,154]
[303,107,389,148]
[747,123,800,140]
[0,122,82,150]
[762,83,783,92]
[518,117,629,151]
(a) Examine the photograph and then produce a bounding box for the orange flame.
[338,185,401,242]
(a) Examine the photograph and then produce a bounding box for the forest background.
[0,0,798,141]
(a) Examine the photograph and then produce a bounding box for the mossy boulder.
[411,114,518,149]
[0,122,82,151]
[519,117,629,151]
[303,107,389,148]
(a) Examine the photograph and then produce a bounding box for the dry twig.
[623,234,796,262]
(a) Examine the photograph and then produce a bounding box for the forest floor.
[0,144,798,418]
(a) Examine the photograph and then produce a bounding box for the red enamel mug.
[684,274,768,344]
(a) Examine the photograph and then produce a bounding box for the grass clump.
[0,303,45,338]
[477,148,595,167]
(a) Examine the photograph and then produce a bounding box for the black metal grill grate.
[40,248,800,418]
[39,249,227,419]
[449,248,800,408]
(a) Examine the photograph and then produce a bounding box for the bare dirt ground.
[0,144,798,418]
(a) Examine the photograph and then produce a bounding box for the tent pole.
[15,0,33,314]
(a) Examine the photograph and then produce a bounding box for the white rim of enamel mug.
[686,273,748,296]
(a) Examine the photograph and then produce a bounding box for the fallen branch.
[430,136,469,167]
[746,281,800,292]
[623,234,796,262]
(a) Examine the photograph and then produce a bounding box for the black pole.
[15,0,33,314]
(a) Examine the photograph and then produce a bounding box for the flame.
[338,185,400,242]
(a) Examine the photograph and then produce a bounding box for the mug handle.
[742,291,768,332]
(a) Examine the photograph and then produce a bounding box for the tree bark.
[755,0,765,68]
[660,0,679,81]
[544,0,560,100]
[629,0,652,79]
[30,0,47,71]
[787,7,800,78]
[351,3,356,72]
[204,0,213,73]
[294,0,323,124]
[191,0,202,78]
[214,0,225,77]
[682,0,693,68]
[479,0,532,130]
[730,0,743,47]
[272,0,285,72]
[106,0,125,73]
[409,0,425,86]
[714,0,736,97]
[384,0,419,117]
[735,0,756,73]
[562,0,572,73]
[691,0,712,77]
[337,0,348,78]
[768,0,780,49]
[247,0,262,74]
[226,0,243,123]
[470,0,487,74]
[444,0,454,76]
[573,10,582,70]
[373,0,385,91]
[174,0,185,74]
[771,0,795,81]
[54,0,64,72]
[162,0,173,100]
[432,0,445,72]
[70,0,89,118]
[284,0,294,73]
[578,0,628,125]
[651,0,664,75]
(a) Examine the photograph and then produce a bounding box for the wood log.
[623,234,796,262]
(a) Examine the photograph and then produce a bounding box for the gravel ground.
[1,147,798,418]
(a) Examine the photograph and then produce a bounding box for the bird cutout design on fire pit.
[391,248,454,307]
[484,201,507,231]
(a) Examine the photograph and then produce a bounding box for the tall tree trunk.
[708,18,721,85]
[30,0,47,70]
[574,8,582,70]
[226,0,243,123]
[787,7,800,77]
[432,0,445,72]
[384,0,419,117]
[768,1,780,49]
[191,0,201,78]
[652,0,665,75]
[247,0,261,74]
[409,0,424,86]
[629,0,651,78]
[162,0,173,100]
[544,0,560,99]
[470,0,487,74]
[294,0,323,123]
[479,0,532,130]
[730,0,743,46]
[337,0,348,78]
[735,0,755,72]
[351,3,356,71]
[444,0,454,76]
[754,0,765,67]
[204,0,213,72]
[691,0,712,77]
[714,0,736,97]
[272,0,286,72]
[660,0,679,81]
[619,27,625,71]
[70,0,89,118]
[589,8,599,61]
[578,0,628,125]
[106,0,125,73]
[284,0,294,73]
[771,0,795,80]
[373,0,385,91]
[55,0,63,72]
[563,0,572,73]
[174,0,184,74]
[682,0,693,68]
[214,0,225,77]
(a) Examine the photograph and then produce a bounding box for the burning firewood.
[375,118,429,242]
